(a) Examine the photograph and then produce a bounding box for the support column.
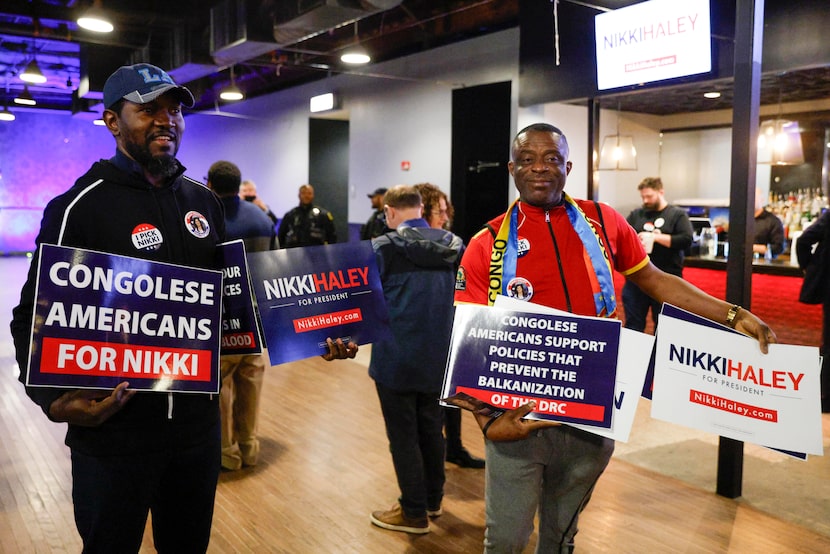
[719,0,765,499]
[587,98,600,201]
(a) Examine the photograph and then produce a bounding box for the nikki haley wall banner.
[26,244,223,393]
[652,306,823,455]
[217,240,264,356]
[440,303,621,428]
[247,241,389,366]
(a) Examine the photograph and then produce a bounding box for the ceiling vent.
[272,0,403,45]
[211,0,283,66]
[211,0,402,66]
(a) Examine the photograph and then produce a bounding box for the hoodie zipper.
[545,209,573,312]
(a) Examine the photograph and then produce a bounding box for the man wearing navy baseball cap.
[103,62,196,110]
[99,63,197,186]
[12,62,221,552]
[12,62,358,551]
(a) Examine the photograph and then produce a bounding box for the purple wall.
[0,112,113,253]
[0,110,244,254]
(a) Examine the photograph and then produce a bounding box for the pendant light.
[219,66,244,101]
[598,104,637,171]
[14,85,36,106]
[1,79,16,121]
[757,86,804,165]
[0,105,14,122]
[340,22,371,65]
[20,59,46,84]
[77,0,114,33]
[0,81,14,121]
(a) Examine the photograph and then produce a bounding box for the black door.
[309,118,349,243]
[451,81,512,243]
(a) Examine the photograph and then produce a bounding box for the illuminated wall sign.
[310,92,338,113]
[595,0,711,91]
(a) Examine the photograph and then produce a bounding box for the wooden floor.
[2,255,829,553]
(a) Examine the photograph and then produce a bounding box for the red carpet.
[615,267,822,347]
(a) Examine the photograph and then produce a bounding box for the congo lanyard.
[488,195,617,317]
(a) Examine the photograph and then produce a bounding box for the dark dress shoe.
[446,448,485,468]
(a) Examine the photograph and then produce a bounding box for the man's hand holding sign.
[49,382,137,426]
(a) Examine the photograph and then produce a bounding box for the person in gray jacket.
[368,185,465,535]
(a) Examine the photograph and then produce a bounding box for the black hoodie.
[10,151,225,456]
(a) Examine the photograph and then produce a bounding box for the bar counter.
[684,255,803,277]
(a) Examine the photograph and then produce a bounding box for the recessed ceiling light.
[703,91,721,99]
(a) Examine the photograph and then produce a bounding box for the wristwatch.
[726,305,741,328]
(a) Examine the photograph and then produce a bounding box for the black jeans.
[375,382,445,517]
[71,423,221,554]
[622,280,662,332]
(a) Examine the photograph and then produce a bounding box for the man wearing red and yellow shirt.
[454,123,776,553]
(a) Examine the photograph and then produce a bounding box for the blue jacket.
[220,195,276,250]
[369,219,464,393]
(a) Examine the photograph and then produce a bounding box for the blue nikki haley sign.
[247,241,390,365]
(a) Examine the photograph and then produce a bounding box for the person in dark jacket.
[10,64,357,554]
[207,160,276,470]
[9,63,224,553]
[797,210,830,412]
[622,177,694,332]
[360,187,389,240]
[415,182,484,469]
[369,185,465,535]
[277,184,337,248]
[753,208,786,258]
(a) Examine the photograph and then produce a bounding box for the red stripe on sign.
[221,332,257,350]
[292,308,363,333]
[455,385,606,422]
[40,337,212,382]
[689,389,778,422]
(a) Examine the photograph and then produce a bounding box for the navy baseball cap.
[367,187,388,198]
[103,63,195,109]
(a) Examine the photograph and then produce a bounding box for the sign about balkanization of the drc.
[247,241,389,366]
[493,295,652,443]
[441,304,621,427]
[652,306,823,455]
[217,240,263,356]
[26,244,223,393]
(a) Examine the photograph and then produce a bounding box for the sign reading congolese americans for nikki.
[26,244,223,393]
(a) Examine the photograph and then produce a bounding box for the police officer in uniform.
[278,183,337,248]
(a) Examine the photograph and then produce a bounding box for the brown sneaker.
[370,503,429,534]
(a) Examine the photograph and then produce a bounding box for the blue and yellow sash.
[488,195,617,317]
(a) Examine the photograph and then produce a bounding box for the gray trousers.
[483,425,614,553]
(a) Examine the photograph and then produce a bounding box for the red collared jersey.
[454,199,647,315]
